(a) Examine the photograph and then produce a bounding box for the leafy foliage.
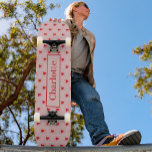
[132,41,152,99]
[0,0,85,146]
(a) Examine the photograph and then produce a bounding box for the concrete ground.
[0,144,152,152]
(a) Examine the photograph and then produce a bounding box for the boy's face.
[73,3,90,20]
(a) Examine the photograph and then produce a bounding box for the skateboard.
[34,18,71,147]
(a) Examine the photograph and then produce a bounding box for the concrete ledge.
[0,144,152,152]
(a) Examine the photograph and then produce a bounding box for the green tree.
[132,41,152,99]
[0,0,84,146]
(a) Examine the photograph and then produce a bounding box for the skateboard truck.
[43,40,65,52]
[34,111,70,125]
[37,37,71,52]
[40,111,64,125]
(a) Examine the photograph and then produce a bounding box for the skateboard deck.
[34,18,71,147]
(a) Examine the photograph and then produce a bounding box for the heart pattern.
[34,19,71,147]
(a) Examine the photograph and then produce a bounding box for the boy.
[53,1,141,146]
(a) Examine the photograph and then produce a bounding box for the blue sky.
[0,0,152,146]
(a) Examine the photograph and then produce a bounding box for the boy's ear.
[72,7,77,12]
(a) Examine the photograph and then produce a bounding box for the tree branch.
[1,129,20,135]
[31,18,38,31]
[4,82,9,101]
[23,105,31,145]
[0,58,36,115]
[14,14,36,50]
[8,106,22,145]
[0,78,17,88]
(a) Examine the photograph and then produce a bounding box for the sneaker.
[96,130,142,146]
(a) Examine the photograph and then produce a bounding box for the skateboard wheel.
[37,36,43,45]
[65,37,71,47]
[64,113,71,123]
[34,113,40,123]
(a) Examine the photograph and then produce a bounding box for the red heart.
[41,129,45,133]
[66,94,68,98]
[56,108,59,111]
[61,72,64,76]
[53,24,57,26]
[57,122,60,126]
[39,50,42,54]
[66,123,69,126]
[47,108,50,111]
[51,130,54,133]
[61,58,64,61]
[61,101,64,104]
[61,130,64,134]
[43,57,47,61]
[44,23,48,26]
[38,93,41,96]
[38,79,41,82]
[44,33,47,36]
[66,65,69,69]
[37,123,40,125]
[42,100,45,104]
[49,28,52,31]
[40,28,43,31]
[36,137,40,140]
[41,144,44,146]
[50,145,54,147]
[49,18,52,21]
[46,137,50,140]
[37,107,40,111]
[53,33,56,36]
[66,108,69,112]
[62,24,65,26]
[66,80,69,83]
[65,137,68,141]
[44,44,47,47]
[43,86,46,90]
[62,33,64,36]
[60,145,64,147]
[66,51,69,54]
[56,137,59,140]
[61,45,64,48]
[43,72,46,75]
[39,64,42,68]
[58,28,61,31]
[66,29,70,31]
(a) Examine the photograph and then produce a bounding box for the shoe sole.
[118,130,141,145]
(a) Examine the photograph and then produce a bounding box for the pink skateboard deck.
[34,18,71,147]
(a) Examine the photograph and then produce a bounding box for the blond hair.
[64,1,86,19]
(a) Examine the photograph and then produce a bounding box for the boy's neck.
[73,16,84,30]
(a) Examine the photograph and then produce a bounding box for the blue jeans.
[71,71,110,145]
